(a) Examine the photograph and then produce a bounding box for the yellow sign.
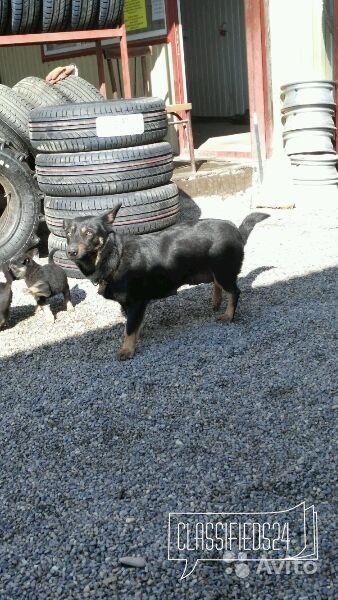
[124,0,147,31]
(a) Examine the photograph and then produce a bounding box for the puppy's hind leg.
[117,302,147,361]
[36,297,55,323]
[63,284,74,312]
[214,275,241,322]
[220,286,240,322]
[212,279,222,311]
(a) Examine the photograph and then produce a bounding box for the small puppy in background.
[0,265,13,329]
[9,248,73,322]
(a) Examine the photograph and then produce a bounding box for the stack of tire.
[0,0,124,34]
[0,76,103,264]
[30,98,180,277]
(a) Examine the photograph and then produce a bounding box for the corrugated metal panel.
[180,0,248,117]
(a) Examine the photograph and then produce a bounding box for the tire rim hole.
[0,183,8,222]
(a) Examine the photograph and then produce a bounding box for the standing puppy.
[65,207,269,359]
[0,266,13,329]
[9,249,73,322]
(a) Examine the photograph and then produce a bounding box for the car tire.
[0,120,32,155]
[29,97,168,152]
[71,0,99,30]
[0,147,41,263]
[0,85,32,148]
[54,75,104,102]
[42,0,71,32]
[0,0,9,33]
[44,183,180,236]
[11,0,41,34]
[98,0,124,28]
[13,77,70,109]
[35,142,173,197]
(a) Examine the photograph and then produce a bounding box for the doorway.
[179,0,251,158]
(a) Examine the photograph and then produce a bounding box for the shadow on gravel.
[0,265,336,598]
[4,284,87,329]
[3,303,36,329]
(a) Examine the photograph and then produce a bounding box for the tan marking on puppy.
[76,241,87,257]
[94,238,105,266]
[218,291,235,322]
[212,280,222,311]
[26,281,51,298]
[117,323,143,360]
[95,249,102,266]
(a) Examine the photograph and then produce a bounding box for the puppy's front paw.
[117,348,135,361]
[216,313,233,323]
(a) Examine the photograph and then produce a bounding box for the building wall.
[266,0,334,153]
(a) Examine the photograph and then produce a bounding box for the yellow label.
[124,0,147,31]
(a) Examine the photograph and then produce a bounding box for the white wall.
[266,0,334,152]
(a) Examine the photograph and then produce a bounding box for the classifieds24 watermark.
[168,502,318,579]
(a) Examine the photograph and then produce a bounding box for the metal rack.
[0,26,131,99]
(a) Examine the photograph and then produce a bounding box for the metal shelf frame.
[0,26,131,99]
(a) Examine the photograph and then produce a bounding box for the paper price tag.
[96,114,145,137]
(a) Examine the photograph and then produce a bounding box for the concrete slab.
[173,159,253,197]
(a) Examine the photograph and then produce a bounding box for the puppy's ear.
[102,204,122,231]
[26,247,38,258]
[63,219,71,232]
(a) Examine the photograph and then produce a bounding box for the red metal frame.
[243,0,269,160]
[166,0,270,160]
[0,27,131,99]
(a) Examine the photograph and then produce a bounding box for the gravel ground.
[0,189,337,599]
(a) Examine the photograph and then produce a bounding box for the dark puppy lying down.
[66,207,268,359]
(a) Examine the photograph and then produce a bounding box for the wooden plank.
[119,23,131,98]
[95,40,106,98]
[166,103,192,112]
[0,28,124,46]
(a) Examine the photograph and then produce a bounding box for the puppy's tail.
[238,212,269,245]
[48,248,57,264]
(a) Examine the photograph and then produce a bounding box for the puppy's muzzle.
[67,246,79,259]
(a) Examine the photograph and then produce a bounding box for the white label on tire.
[96,114,145,137]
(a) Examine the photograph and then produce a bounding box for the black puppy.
[65,206,268,359]
[0,266,13,329]
[9,248,73,322]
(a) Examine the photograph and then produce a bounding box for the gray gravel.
[0,190,337,599]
